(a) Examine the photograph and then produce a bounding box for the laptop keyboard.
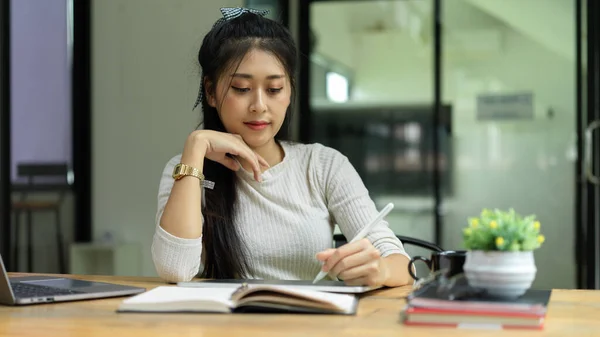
[11,282,84,298]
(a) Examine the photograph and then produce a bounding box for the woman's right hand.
[183,130,269,182]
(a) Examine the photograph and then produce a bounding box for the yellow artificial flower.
[470,219,479,228]
[489,220,498,229]
[533,221,541,230]
[463,228,472,236]
[537,235,545,244]
[496,237,505,247]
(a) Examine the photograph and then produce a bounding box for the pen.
[312,202,395,284]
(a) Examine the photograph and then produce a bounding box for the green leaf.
[461,208,544,252]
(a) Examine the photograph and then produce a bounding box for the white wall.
[92,0,243,277]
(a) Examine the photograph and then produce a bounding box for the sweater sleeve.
[151,154,203,283]
[316,145,411,261]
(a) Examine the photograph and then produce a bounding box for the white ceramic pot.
[463,250,537,298]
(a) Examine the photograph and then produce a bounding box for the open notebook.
[117,284,358,315]
[178,278,381,294]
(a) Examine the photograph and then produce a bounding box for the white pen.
[312,202,395,284]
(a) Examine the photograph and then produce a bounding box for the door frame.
[1,0,12,268]
[71,0,92,244]
[577,0,600,289]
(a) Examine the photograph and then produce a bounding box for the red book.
[402,305,545,330]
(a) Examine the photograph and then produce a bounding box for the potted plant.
[462,208,545,298]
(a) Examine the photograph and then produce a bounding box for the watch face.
[173,164,183,179]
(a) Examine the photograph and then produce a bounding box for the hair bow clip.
[212,7,270,28]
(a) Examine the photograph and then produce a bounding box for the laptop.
[177,279,383,294]
[0,255,146,305]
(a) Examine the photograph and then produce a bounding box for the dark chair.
[11,163,71,273]
[333,233,443,252]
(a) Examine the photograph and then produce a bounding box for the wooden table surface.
[1,273,600,337]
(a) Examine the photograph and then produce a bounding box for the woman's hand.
[315,239,390,287]
[183,130,269,182]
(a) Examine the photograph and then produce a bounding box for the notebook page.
[237,285,357,313]
[120,286,236,308]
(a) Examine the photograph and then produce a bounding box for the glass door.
[302,0,442,267]
[300,0,599,289]
[440,0,599,290]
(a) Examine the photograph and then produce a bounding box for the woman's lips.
[244,121,270,130]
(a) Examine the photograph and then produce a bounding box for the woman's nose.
[250,91,267,113]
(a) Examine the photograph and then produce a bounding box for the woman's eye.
[268,87,283,94]
[232,86,250,93]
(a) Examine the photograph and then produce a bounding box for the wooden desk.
[2,273,600,337]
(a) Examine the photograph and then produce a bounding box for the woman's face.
[207,49,291,150]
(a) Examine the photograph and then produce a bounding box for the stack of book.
[402,280,551,330]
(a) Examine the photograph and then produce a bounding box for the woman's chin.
[241,134,273,150]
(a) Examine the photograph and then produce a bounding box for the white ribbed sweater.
[151,141,410,283]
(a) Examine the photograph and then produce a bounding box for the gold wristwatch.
[172,163,204,181]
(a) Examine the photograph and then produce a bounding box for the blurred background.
[1,0,599,291]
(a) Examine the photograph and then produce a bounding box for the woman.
[152,7,412,287]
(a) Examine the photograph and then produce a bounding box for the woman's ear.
[204,77,217,108]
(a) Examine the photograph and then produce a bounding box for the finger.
[256,154,270,168]
[316,249,336,262]
[232,136,266,170]
[225,147,241,157]
[236,147,263,182]
[329,247,379,277]
[230,136,264,182]
[339,262,380,286]
[218,156,240,171]
[248,157,262,182]
[343,275,378,287]
[322,238,371,272]
[343,277,366,286]
[230,135,266,174]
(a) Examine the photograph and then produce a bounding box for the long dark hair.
[196,12,297,279]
